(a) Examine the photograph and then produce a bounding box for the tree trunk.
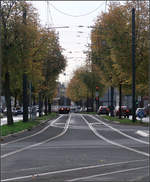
[44,96,48,115]
[48,99,51,114]
[119,83,122,119]
[91,90,94,112]
[33,95,36,105]
[39,92,42,117]
[23,73,28,122]
[110,86,114,117]
[5,72,13,125]
[14,92,17,108]
[86,94,89,112]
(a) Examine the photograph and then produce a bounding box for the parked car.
[12,107,18,116]
[51,105,59,113]
[144,104,150,116]
[0,107,3,113]
[87,107,93,112]
[70,106,77,113]
[136,108,146,118]
[114,106,130,118]
[59,106,70,114]
[75,106,81,113]
[3,106,23,116]
[0,107,3,118]
[97,106,110,115]
[14,107,23,115]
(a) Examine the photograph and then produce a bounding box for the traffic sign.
[137,110,144,118]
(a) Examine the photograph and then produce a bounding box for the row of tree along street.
[1,1,66,125]
[66,1,149,118]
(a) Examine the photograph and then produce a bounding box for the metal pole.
[148,0,150,134]
[0,1,2,135]
[132,8,136,122]
[22,5,28,122]
[0,1,2,112]
[29,81,32,120]
[91,53,94,112]
[110,86,114,117]
[108,87,109,106]
[119,83,122,119]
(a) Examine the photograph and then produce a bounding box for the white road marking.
[136,130,149,137]
[81,115,149,157]
[1,114,71,159]
[1,159,147,181]
[1,115,64,146]
[51,122,88,130]
[67,166,148,182]
[90,114,149,145]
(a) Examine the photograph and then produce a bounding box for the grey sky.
[30,1,107,84]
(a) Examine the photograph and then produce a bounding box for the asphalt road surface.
[1,113,149,182]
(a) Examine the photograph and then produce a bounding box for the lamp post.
[0,1,2,113]
[22,5,28,122]
[132,8,136,122]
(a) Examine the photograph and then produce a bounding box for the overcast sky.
[30,1,107,84]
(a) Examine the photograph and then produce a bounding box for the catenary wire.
[49,2,105,17]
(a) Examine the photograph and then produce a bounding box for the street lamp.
[132,8,136,122]
[0,1,2,113]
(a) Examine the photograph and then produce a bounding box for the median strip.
[0,113,58,137]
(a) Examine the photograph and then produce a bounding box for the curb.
[96,114,120,124]
[96,115,149,126]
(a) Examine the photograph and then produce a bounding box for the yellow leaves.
[67,64,106,101]
[2,1,66,101]
[66,70,88,102]
[90,1,148,95]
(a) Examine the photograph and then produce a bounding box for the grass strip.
[81,112,97,114]
[0,112,58,137]
[101,115,148,126]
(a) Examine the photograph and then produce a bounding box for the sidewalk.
[0,113,39,126]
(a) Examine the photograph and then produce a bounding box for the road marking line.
[1,159,147,181]
[136,130,149,137]
[89,114,149,145]
[67,166,148,182]
[1,115,64,146]
[81,115,149,157]
[1,114,71,159]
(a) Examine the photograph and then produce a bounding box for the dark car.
[97,106,110,115]
[0,107,3,118]
[13,107,23,115]
[59,106,70,114]
[114,106,130,118]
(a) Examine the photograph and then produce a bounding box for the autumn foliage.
[1,1,66,124]
[91,1,149,95]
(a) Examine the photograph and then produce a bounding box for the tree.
[1,1,18,124]
[37,29,66,115]
[66,65,105,110]
[91,1,149,97]
[1,1,67,123]
[1,1,44,124]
